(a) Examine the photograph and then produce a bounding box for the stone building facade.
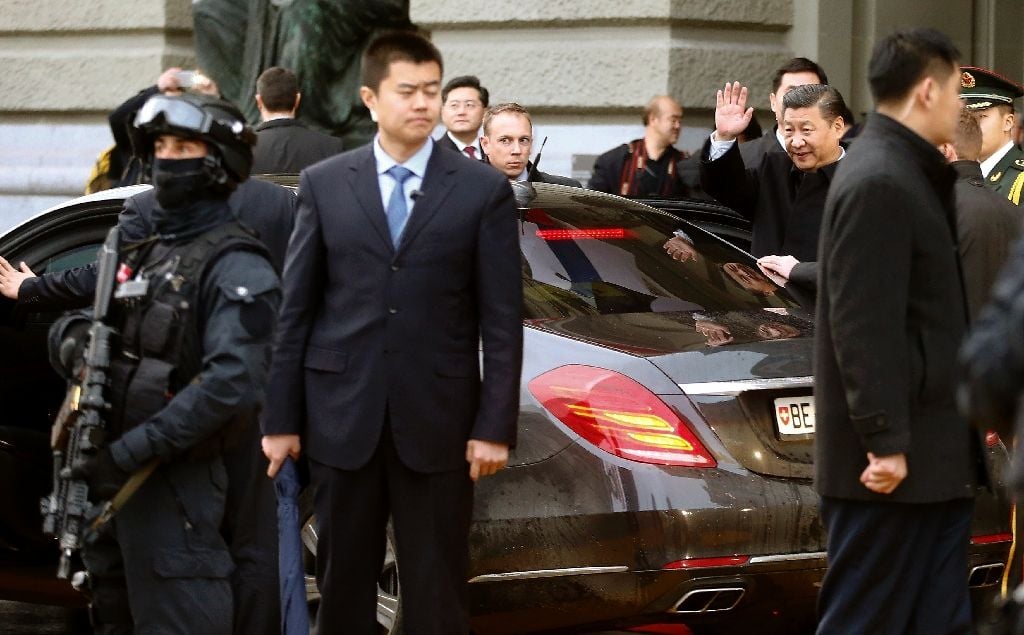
[0,0,1021,223]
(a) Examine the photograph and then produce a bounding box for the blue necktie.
[385,166,414,247]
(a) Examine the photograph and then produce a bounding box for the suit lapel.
[346,146,393,250]
[395,145,458,256]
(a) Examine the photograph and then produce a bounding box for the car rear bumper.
[467,543,1009,634]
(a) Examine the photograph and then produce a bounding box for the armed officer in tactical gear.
[62,92,281,634]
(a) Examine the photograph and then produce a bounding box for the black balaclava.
[151,156,231,241]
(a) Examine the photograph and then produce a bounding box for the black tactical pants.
[221,420,281,635]
[83,457,234,634]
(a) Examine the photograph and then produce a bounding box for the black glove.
[63,448,130,500]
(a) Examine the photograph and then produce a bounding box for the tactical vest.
[106,221,270,440]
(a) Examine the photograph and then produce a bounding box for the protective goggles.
[134,95,217,135]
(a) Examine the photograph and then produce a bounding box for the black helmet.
[133,92,256,186]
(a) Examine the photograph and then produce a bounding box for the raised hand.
[714,81,754,142]
[0,256,35,300]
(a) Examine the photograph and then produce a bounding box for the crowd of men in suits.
[8,23,1024,635]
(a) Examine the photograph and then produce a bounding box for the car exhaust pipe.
[968,563,1004,588]
[669,587,745,613]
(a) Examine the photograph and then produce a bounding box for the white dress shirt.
[980,140,1016,178]
[373,135,433,216]
[446,130,483,159]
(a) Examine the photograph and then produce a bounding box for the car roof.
[3,184,150,237]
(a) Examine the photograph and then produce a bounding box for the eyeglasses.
[444,100,481,111]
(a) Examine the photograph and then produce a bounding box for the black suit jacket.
[261,143,523,473]
[435,132,486,161]
[738,126,786,170]
[700,138,836,261]
[17,178,296,313]
[252,119,344,174]
[589,142,688,197]
[815,113,977,503]
[951,160,1022,320]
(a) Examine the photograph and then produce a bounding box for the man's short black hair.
[442,75,489,107]
[361,30,443,93]
[869,28,960,105]
[782,84,849,124]
[771,57,829,94]
[256,67,299,112]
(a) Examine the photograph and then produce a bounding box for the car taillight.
[970,533,1012,545]
[535,228,634,240]
[662,556,750,569]
[528,365,717,467]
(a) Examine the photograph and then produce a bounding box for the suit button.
[389,308,398,314]
[391,265,400,272]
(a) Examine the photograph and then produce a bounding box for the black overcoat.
[700,138,837,261]
[814,113,978,502]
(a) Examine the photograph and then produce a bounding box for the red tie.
[463,146,477,159]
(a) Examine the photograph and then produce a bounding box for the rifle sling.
[90,458,159,532]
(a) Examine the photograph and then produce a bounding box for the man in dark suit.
[814,28,977,635]
[739,57,829,169]
[701,82,847,263]
[251,66,344,174]
[0,175,295,635]
[480,102,581,186]
[941,107,1022,319]
[260,32,522,634]
[437,74,488,160]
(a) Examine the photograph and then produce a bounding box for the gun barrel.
[92,228,120,321]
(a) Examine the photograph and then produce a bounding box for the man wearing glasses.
[437,75,488,160]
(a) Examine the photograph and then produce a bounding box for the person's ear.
[480,135,491,153]
[360,86,378,122]
[769,92,779,114]
[293,93,302,115]
[255,94,264,111]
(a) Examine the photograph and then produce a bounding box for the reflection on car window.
[521,196,799,322]
[41,244,99,274]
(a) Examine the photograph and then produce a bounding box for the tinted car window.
[521,196,800,322]
[41,243,98,273]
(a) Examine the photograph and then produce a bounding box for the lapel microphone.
[411,189,425,200]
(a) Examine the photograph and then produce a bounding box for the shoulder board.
[1014,158,1024,170]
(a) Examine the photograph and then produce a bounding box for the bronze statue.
[193,0,411,148]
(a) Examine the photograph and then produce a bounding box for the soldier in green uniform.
[961,65,1024,205]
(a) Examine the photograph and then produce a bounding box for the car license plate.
[774,397,815,437]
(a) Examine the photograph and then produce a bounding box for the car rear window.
[521,196,801,322]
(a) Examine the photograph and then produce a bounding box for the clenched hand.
[466,439,508,481]
[860,452,907,494]
[262,434,302,478]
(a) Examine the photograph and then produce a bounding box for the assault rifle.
[41,227,120,579]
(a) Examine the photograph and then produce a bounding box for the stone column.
[0,0,194,226]
[412,0,795,184]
